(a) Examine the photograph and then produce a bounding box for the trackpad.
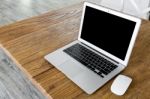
[58,60,85,78]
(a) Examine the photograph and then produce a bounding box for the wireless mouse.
[111,75,132,96]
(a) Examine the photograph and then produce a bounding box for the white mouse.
[111,75,132,96]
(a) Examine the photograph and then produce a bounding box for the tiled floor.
[0,0,84,26]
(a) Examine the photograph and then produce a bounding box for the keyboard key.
[100,69,108,75]
[94,68,100,73]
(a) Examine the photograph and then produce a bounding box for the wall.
[86,0,150,20]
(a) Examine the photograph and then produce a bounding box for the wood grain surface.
[0,3,150,99]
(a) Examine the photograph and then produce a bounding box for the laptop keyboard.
[63,43,118,78]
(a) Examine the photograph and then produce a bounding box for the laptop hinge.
[80,42,119,64]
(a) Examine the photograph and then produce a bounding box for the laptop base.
[45,40,124,94]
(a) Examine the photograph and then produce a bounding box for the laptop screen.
[81,6,136,60]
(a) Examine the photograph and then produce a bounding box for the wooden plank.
[0,3,82,76]
[0,3,82,43]
[34,68,83,99]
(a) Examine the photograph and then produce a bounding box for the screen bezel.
[78,2,141,66]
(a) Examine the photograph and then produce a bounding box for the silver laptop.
[45,2,141,94]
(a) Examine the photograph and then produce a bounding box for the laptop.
[45,2,141,94]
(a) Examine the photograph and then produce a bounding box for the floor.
[0,0,84,26]
[0,47,48,99]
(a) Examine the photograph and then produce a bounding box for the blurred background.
[0,0,149,26]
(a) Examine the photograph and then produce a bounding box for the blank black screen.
[81,6,136,60]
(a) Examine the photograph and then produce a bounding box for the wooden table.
[0,3,150,99]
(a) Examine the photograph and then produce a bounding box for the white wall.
[86,0,150,20]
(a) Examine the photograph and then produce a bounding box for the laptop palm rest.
[58,59,104,94]
[58,60,85,78]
